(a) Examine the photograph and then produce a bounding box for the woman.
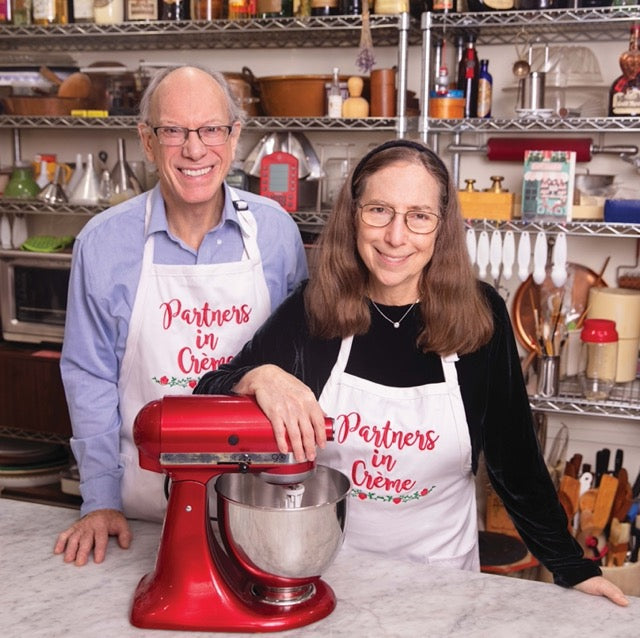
[195,139,627,605]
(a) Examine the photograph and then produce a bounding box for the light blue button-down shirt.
[60,182,308,514]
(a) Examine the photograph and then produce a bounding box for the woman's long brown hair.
[304,140,494,356]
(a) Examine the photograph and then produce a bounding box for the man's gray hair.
[138,64,246,126]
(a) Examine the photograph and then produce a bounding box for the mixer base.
[129,478,337,632]
[131,571,336,632]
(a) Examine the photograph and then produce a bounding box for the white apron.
[118,189,271,521]
[318,335,479,570]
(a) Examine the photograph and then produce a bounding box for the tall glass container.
[578,319,618,400]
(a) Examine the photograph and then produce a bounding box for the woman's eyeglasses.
[359,203,440,235]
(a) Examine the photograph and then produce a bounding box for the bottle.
[227,0,256,18]
[109,138,143,204]
[0,0,12,22]
[327,67,343,118]
[429,0,453,12]
[94,0,124,23]
[36,159,50,190]
[310,0,338,15]
[159,0,189,19]
[190,0,222,19]
[452,33,465,89]
[476,59,492,118]
[457,33,479,118]
[73,0,94,20]
[578,318,618,400]
[11,0,32,24]
[126,0,158,19]
[256,0,292,17]
[609,22,640,117]
[340,0,360,12]
[33,0,68,23]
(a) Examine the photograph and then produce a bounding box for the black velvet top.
[195,281,601,587]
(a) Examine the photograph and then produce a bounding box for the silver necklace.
[370,299,419,329]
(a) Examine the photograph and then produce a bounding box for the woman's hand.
[54,509,132,566]
[234,364,327,462]
[573,575,629,606]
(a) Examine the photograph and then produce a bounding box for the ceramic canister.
[587,287,640,382]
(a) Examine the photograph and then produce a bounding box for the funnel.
[69,153,101,205]
[37,165,68,205]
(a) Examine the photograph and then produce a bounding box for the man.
[54,65,308,566]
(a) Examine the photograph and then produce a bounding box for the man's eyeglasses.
[359,203,440,235]
[151,125,234,147]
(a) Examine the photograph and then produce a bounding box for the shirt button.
[217,239,222,245]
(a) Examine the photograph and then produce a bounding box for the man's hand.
[54,509,132,566]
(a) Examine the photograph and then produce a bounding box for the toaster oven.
[0,248,71,344]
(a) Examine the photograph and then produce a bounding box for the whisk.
[617,241,640,290]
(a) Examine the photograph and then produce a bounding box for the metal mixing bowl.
[216,465,350,588]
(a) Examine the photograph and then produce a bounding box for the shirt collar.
[145,181,241,240]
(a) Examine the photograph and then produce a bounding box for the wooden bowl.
[1,96,90,116]
[257,75,336,117]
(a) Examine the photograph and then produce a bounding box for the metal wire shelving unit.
[0,14,422,51]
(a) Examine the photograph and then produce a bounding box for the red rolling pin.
[448,137,638,162]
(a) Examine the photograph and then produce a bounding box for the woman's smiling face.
[356,160,441,305]
[139,67,240,214]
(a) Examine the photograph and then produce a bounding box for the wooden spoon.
[611,468,633,522]
[39,65,63,86]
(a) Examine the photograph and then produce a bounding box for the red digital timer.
[259,151,299,213]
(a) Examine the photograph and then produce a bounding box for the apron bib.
[119,189,271,521]
[318,335,479,570]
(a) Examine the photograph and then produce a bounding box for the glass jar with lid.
[578,318,618,400]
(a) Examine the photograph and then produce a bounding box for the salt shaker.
[578,319,618,400]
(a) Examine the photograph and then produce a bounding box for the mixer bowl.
[216,465,349,589]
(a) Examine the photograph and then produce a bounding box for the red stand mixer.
[130,394,349,633]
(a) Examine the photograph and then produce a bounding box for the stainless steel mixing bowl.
[216,465,350,589]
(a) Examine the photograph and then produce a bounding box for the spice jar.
[578,318,618,400]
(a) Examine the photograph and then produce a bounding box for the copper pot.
[224,68,261,116]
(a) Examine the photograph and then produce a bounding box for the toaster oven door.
[0,250,71,344]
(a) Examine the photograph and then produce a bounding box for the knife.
[613,449,624,477]
[632,468,640,499]
[595,448,610,488]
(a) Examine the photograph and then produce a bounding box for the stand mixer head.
[130,394,349,633]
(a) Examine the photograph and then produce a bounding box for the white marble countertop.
[2,498,639,638]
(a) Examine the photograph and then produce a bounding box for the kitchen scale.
[130,394,349,633]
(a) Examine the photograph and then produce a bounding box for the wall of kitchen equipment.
[0,9,639,476]
[416,8,640,478]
